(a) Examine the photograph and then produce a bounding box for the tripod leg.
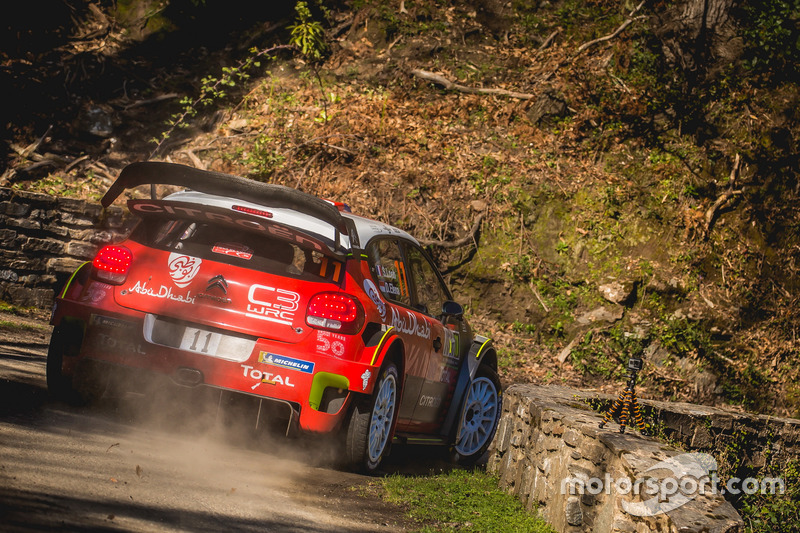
[619,389,632,433]
[631,391,647,434]
[600,395,624,429]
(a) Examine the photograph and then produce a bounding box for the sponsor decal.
[368,222,404,236]
[80,282,113,303]
[246,284,300,326]
[443,329,460,362]
[439,365,458,384]
[89,314,136,330]
[87,315,145,355]
[389,306,431,339]
[212,243,253,260]
[89,332,147,355]
[241,364,295,389]
[418,394,442,408]
[363,278,386,318]
[125,280,195,304]
[316,330,346,357]
[197,293,231,304]
[258,352,314,374]
[168,253,202,288]
[360,369,372,390]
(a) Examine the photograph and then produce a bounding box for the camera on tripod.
[600,353,648,434]
[627,356,643,373]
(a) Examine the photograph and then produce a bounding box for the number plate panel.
[145,315,256,362]
[179,327,223,355]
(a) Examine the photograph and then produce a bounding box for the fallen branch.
[283,133,364,157]
[293,151,324,189]
[18,125,53,159]
[418,213,485,248]
[179,149,206,170]
[704,153,743,236]
[320,142,356,155]
[65,154,91,173]
[88,161,117,184]
[410,69,534,100]
[530,282,550,313]
[538,29,561,52]
[575,1,646,56]
[123,93,179,110]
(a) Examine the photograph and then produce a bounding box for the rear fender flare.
[59,262,91,301]
[363,329,404,395]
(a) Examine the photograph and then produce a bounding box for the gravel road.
[0,312,415,532]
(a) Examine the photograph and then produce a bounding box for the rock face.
[485,384,786,533]
[0,188,134,308]
[597,281,636,305]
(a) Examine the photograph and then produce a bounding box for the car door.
[365,238,431,429]
[403,243,469,433]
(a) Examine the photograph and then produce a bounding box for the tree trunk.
[651,0,744,82]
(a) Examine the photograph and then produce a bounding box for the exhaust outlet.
[174,367,204,387]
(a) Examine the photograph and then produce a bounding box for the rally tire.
[46,324,82,402]
[452,365,502,465]
[345,362,399,473]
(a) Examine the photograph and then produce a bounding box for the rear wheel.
[345,362,398,473]
[453,365,502,465]
[46,323,82,402]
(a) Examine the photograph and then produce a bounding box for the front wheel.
[453,365,502,465]
[345,362,399,473]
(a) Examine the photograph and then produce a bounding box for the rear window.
[130,218,343,283]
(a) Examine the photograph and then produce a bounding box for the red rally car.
[48,161,502,472]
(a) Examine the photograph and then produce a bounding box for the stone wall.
[487,385,772,533]
[0,187,133,308]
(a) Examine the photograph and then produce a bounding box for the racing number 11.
[180,326,222,355]
[190,330,213,353]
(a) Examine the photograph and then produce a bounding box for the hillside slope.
[3,0,800,417]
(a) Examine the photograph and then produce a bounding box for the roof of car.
[159,190,419,250]
[341,212,419,247]
[107,162,419,254]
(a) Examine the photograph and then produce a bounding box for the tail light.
[92,245,132,285]
[306,292,364,334]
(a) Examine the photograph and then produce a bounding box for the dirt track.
[0,312,419,532]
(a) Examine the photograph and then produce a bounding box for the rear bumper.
[53,298,380,434]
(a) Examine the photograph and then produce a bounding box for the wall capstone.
[488,384,749,533]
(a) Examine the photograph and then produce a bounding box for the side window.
[406,245,449,317]
[367,239,411,306]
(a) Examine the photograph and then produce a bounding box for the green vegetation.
[740,460,800,532]
[381,469,554,533]
[288,1,328,61]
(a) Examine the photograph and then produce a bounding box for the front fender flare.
[442,335,496,440]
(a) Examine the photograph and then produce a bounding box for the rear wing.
[102,162,349,236]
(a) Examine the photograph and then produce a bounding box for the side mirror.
[441,300,464,319]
